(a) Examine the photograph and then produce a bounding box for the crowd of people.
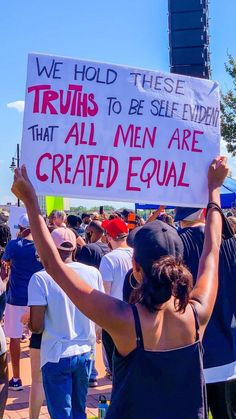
[0,157,236,418]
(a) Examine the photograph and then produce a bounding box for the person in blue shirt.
[2,213,42,391]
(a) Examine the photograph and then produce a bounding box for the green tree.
[69,206,87,214]
[221,54,236,156]
[103,205,116,212]
[88,205,115,212]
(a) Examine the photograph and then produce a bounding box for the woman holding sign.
[11,157,228,419]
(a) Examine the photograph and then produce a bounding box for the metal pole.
[17,143,20,207]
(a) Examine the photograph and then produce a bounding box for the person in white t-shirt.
[99,218,133,372]
[28,227,104,419]
[99,218,133,300]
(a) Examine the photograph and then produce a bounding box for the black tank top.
[106,304,207,419]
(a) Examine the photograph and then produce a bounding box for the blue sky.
[1,0,236,208]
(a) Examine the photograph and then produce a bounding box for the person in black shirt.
[227,216,236,235]
[66,214,85,238]
[177,207,236,419]
[77,221,110,269]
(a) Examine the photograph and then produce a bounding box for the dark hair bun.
[139,256,193,313]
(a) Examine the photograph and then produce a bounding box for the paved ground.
[4,340,112,418]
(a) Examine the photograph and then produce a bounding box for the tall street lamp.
[10,143,20,207]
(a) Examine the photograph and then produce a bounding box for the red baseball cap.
[102,218,128,240]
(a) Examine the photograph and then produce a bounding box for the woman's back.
[136,298,199,351]
[107,304,207,419]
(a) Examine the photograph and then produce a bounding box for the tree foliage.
[69,204,116,214]
[69,206,87,213]
[89,205,116,212]
[221,54,236,156]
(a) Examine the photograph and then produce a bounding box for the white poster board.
[21,53,220,207]
[8,206,26,239]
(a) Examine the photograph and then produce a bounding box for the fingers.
[208,156,229,188]
[21,164,30,181]
[215,156,229,174]
[11,164,35,202]
[210,156,228,170]
[216,156,227,168]
[13,167,21,181]
[13,165,28,180]
[216,156,227,165]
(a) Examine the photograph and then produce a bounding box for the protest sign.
[21,53,220,207]
[45,196,64,216]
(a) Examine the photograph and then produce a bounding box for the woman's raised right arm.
[190,156,228,328]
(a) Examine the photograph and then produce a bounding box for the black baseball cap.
[133,220,183,273]
[127,226,143,248]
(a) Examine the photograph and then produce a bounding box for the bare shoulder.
[189,298,207,334]
[110,302,138,356]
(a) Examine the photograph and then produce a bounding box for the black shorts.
[29,333,42,349]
